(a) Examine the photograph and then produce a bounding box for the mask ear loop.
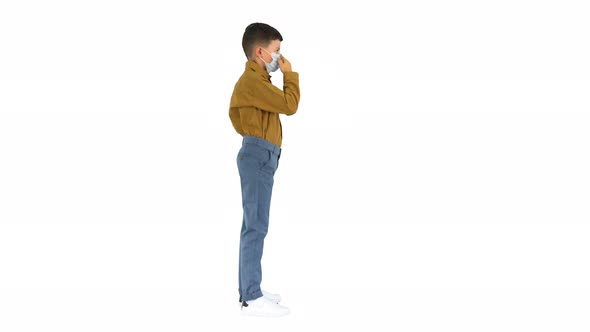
[258,56,269,64]
[259,48,271,64]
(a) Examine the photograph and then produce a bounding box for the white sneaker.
[239,289,282,304]
[241,296,290,317]
[261,289,282,303]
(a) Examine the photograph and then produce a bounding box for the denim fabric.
[237,136,281,302]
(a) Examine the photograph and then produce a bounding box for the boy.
[229,22,300,317]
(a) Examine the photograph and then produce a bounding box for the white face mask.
[259,48,280,72]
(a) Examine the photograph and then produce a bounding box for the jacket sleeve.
[246,72,300,115]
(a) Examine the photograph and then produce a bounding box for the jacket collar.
[246,60,271,80]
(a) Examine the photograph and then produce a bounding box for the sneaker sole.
[241,309,290,318]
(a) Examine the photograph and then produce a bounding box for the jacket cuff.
[283,71,299,81]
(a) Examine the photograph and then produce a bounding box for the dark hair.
[242,23,283,59]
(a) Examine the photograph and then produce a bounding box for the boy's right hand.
[278,55,292,73]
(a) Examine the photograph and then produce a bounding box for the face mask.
[259,48,280,72]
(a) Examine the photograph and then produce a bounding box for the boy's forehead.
[268,39,281,50]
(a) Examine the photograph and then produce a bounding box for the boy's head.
[242,23,283,69]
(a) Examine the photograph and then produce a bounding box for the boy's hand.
[279,55,292,73]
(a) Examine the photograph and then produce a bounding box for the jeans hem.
[242,290,263,302]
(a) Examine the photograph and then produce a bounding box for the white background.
[1,0,589,331]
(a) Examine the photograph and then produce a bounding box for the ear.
[249,47,259,61]
[254,46,263,58]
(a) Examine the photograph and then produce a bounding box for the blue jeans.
[237,136,281,302]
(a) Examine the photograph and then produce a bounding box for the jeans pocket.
[239,144,271,170]
[259,149,273,170]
